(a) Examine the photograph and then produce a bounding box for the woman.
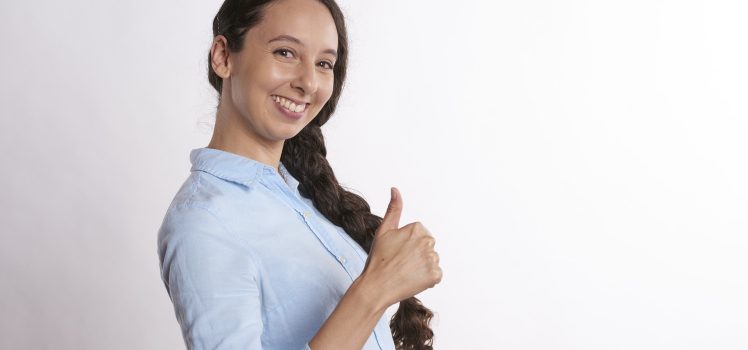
[157,0,442,349]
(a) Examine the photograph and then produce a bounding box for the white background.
[1,0,747,349]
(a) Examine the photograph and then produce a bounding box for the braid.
[208,0,436,347]
[282,125,435,350]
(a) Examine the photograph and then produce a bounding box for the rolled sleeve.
[158,204,264,349]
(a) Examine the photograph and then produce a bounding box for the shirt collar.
[190,147,298,189]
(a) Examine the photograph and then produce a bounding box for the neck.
[207,100,284,173]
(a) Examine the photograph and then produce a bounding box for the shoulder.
[156,184,263,285]
[162,169,264,224]
[156,169,275,257]
[157,172,248,259]
[168,171,243,210]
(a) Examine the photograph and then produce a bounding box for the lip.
[271,95,309,120]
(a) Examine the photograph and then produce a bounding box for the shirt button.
[337,255,346,264]
[302,211,310,219]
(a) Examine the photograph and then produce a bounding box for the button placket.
[299,209,352,272]
[268,174,354,277]
[293,202,350,269]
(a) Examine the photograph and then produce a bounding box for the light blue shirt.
[157,147,396,350]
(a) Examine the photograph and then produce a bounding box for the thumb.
[378,187,403,234]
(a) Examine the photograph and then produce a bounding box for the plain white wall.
[1,0,746,349]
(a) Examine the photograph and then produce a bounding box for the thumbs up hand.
[360,187,442,307]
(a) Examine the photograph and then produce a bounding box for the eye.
[318,61,334,70]
[274,48,295,59]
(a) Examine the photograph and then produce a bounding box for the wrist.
[349,273,390,314]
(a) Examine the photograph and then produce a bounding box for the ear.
[210,35,232,79]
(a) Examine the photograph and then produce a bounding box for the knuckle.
[387,203,399,214]
[419,236,435,251]
[431,269,443,283]
[405,228,417,238]
[424,236,435,246]
[407,222,419,233]
[410,222,426,236]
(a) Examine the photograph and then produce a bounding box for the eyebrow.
[267,34,338,58]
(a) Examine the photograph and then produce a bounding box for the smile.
[272,95,309,113]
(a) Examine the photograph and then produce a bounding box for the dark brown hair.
[207,0,435,349]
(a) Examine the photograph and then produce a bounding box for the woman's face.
[224,0,338,143]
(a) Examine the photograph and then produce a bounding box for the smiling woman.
[207,1,338,151]
[156,0,441,349]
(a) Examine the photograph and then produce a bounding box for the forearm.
[309,274,389,350]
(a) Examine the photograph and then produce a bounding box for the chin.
[275,127,306,141]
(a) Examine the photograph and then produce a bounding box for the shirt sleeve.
[158,204,271,349]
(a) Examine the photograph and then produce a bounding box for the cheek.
[234,61,290,104]
[263,65,295,87]
[317,76,336,104]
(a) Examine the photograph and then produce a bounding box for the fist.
[360,187,442,306]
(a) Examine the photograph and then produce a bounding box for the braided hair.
[207,1,435,348]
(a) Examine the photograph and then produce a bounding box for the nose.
[290,61,319,97]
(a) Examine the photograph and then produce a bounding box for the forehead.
[252,0,338,51]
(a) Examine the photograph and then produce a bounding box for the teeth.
[273,95,306,113]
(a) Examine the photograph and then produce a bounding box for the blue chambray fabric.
[157,147,396,350]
